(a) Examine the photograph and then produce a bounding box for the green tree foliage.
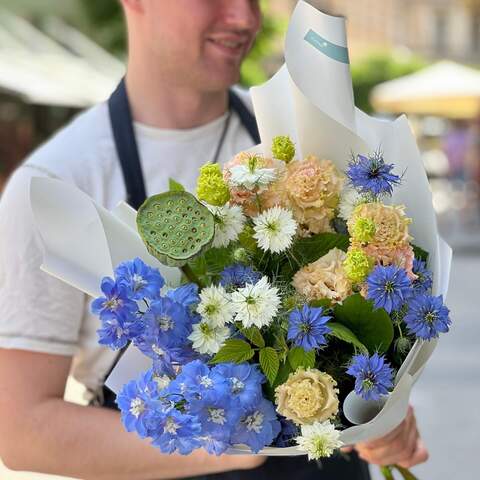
[351,51,426,113]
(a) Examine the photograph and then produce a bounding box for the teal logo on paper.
[304,29,350,64]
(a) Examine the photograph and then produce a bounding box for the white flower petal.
[188,322,230,355]
[208,204,245,248]
[253,206,297,253]
[231,276,280,328]
[296,421,343,460]
[229,165,277,190]
[197,285,235,326]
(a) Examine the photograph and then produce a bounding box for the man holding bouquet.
[0,1,428,479]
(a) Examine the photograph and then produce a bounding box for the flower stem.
[181,264,206,289]
[380,466,395,480]
[393,465,419,480]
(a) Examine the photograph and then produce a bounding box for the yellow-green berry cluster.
[272,135,295,163]
[196,164,230,206]
[343,248,374,284]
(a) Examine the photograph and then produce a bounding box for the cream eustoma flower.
[275,368,339,425]
[188,321,230,355]
[253,206,297,254]
[207,204,245,248]
[296,421,343,460]
[197,285,235,327]
[231,276,280,328]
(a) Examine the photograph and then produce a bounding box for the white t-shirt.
[0,88,255,395]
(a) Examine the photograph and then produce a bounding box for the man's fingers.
[340,446,354,453]
[397,440,429,469]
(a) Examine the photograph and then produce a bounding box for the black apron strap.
[108,79,148,211]
[228,90,261,145]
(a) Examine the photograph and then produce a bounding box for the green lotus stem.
[380,465,395,480]
[393,465,419,480]
[181,264,206,289]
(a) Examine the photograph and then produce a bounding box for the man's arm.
[0,349,264,480]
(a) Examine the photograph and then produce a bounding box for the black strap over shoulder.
[108,79,148,211]
[228,89,261,145]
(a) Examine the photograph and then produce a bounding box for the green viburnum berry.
[343,248,374,284]
[352,217,376,244]
[271,135,295,163]
[196,163,230,206]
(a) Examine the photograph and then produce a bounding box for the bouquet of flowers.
[89,137,450,466]
[29,2,452,479]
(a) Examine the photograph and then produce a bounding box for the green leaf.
[259,347,280,385]
[309,299,333,309]
[334,294,394,354]
[328,322,368,354]
[412,243,429,263]
[210,339,254,364]
[169,178,185,192]
[282,233,349,278]
[287,347,316,371]
[240,326,265,348]
[273,331,289,362]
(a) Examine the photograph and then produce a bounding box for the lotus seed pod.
[272,135,295,163]
[137,191,215,267]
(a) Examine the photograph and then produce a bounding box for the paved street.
[2,245,479,480]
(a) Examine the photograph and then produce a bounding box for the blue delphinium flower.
[210,363,265,412]
[230,398,281,453]
[287,305,332,351]
[97,311,144,350]
[347,353,394,401]
[219,264,262,290]
[347,152,401,197]
[91,277,137,318]
[116,369,161,438]
[411,259,433,294]
[404,294,451,340]
[366,265,412,313]
[115,257,165,301]
[142,296,191,349]
[274,417,299,447]
[151,408,202,455]
[167,283,199,308]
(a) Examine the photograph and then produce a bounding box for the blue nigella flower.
[347,152,401,197]
[219,264,262,290]
[366,265,412,313]
[97,311,144,350]
[287,305,332,351]
[91,277,137,318]
[166,283,199,308]
[210,363,265,412]
[230,398,281,453]
[151,409,202,455]
[274,417,299,447]
[347,353,394,401]
[116,369,161,438]
[411,259,433,294]
[404,294,451,340]
[114,257,165,301]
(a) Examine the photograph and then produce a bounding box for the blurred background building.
[0,1,479,479]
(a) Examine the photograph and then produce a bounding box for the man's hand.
[343,406,429,468]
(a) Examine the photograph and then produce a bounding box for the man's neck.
[125,69,229,130]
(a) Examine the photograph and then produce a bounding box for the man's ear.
[120,0,145,14]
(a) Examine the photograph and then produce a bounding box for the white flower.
[296,421,343,460]
[208,204,246,248]
[253,206,297,253]
[338,187,364,221]
[229,164,277,190]
[188,321,230,355]
[197,285,235,327]
[231,276,280,328]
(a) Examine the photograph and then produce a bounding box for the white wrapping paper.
[29,0,452,456]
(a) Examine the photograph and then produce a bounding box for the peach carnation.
[362,243,417,280]
[292,248,352,303]
[283,156,344,235]
[348,202,412,250]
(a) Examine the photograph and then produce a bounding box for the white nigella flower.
[253,206,297,253]
[207,204,246,248]
[197,285,235,327]
[229,155,277,190]
[338,187,364,221]
[296,421,343,460]
[231,276,280,328]
[188,321,230,355]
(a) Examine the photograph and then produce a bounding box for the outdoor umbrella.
[370,61,480,119]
